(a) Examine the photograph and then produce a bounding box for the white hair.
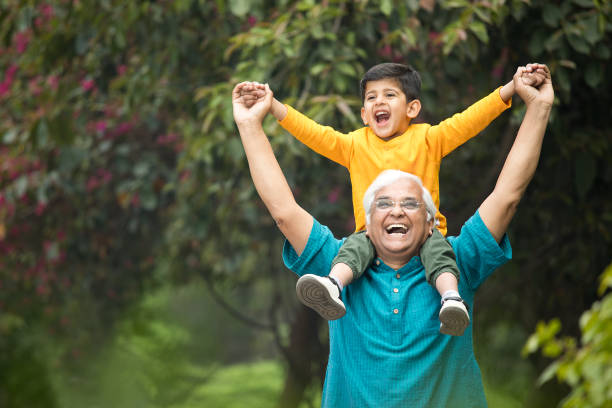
[363,170,438,226]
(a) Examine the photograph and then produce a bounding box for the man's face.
[360,78,414,140]
[365,178,434,267]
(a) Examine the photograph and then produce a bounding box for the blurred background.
[0,0,611,407]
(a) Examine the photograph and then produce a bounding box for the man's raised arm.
[232,82,313,255]
[479,65,554,242]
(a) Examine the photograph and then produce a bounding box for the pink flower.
[378,44,392,58]
[6,64,18,80]
[81,79,95,92]
[180,170,191,181]
[0,81,9,97]
[35,202,46,215]
[97,168,112,183]
[117,64,127,75]
[86,176,99,191]
[247,15,257,27]
[47,75,59,90]
[156,132,178,145]
[38,3,54,19]
[29,78,42,96]
[95,120,107,132]
[14,31,31,54]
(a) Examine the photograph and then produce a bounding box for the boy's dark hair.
[360,63,421,103]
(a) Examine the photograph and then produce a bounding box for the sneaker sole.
[296,275,346,320]
[439,304,469,336]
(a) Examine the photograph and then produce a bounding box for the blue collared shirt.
[283,211,512,408]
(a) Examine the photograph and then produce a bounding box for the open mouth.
[375,111,390,125]
[385,224,408,235]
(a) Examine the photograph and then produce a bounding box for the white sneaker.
[296,274,346,320]
[439,297,470,336]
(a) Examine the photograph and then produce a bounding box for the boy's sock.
[329,275,344,292]
[441,290,460,302]
[439,290,469,336]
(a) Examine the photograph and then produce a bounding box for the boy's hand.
[232,82,273,125]
[521,63,548,89]
[514,64,553,107]
[236,82,266,108]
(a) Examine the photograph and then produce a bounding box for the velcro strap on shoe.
[442,296,470,312]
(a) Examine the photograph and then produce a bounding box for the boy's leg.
[420,229,469,336]
[296,231,374,320]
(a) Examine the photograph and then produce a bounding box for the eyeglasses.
[374,198,422,211]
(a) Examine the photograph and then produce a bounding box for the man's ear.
[361,106,367,125]
[406,99,421,119]
[427,218,435,237]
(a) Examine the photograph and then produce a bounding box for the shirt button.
[393,288,399,293]
[393,309,399,314]
[396,273,400,279]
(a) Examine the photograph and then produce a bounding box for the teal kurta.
[283,211,512,408]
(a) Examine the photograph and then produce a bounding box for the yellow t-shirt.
[278,88,511,235]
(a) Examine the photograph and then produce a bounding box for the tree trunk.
[277,306,327,408]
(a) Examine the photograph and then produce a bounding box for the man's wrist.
[236,118,264,131]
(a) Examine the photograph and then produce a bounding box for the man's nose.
[389,203,404,215]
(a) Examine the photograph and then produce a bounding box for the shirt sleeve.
[278,105,353,168]
[447,210,513,292]
[283,217,344,277]
[425,87,511,159]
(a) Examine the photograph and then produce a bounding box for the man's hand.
[514,64,554,107]
[232,81,272,126]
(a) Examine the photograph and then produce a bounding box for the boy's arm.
[427,63,548,159]
[275,102,354,169]
[239,84,353,168]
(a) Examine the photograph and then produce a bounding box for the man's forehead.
[374,179,421,198]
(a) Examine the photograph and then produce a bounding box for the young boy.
[240,62,546,336]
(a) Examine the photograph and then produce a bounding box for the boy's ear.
[361,107,367,125]
[406,99,421,119]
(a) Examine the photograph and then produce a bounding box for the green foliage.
[523,262,612,407]
[0,0,610,406]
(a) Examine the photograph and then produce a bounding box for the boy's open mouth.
[375,111,390,124]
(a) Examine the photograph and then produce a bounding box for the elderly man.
[232,66,553,407]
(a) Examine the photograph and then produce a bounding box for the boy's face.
[360,78,420,141]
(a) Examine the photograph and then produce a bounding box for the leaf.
[584,64,602,88]
[469,21,488,43]
[567,35,591,54]
[538,361,561,386]
[542,4,562,27]
[380,0,392,16]
[229,0,250,17]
